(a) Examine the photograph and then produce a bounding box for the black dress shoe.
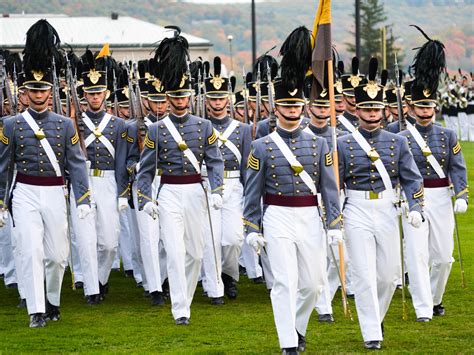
[143,290,150,298]
[136,282,143,288]
[175,317,190,325]
[99,282,109,301]
[346,293,355,299]
[150,291,165,306]
[318,314,334,323]
[281,347,298,354]
[6,282,18,289]
[433,303,445,316]
[124,269,134,278]
[74,281,84,289]
[364,341,381,350]
[222,273,238,299]
[44,301,60,321]
[162,278,170,300]
[251,276,265,284]
[210,297,225,305]
[29,313,46,328]
[381,322,384,337]
[297,331,306,352]
[86,294,101,305]
[17,298,27,309]
[416,317,431,322]
[239,265,247,276]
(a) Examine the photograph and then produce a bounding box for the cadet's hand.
[246,232,266,253]
[143,202,159,220]
[407,211,423,228]
[454,198,468,214]
[0,209,8,227]
[118,198,129,212]
[210,194,223,210]
[77,205,92,220]
[327,229,343,246]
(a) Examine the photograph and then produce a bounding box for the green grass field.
[1,143,473,354]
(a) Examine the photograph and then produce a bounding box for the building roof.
[0,13,211,49]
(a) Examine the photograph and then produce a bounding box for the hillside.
[2,0,473,75]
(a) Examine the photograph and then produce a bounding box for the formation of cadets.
[0,20,469,353]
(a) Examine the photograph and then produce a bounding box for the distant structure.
[0,13,212,61]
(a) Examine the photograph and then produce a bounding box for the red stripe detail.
[423,177,450,188]
[263,193,318,207]
[16,173,65,186]
[160,174,202,185]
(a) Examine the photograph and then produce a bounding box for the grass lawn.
[0,143,473,354]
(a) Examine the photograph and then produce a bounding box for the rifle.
[52,57,62,114]
[196,68,203,117]
[229,76,236,120]
[133,61,146,151]
[11,64,18,116]
[65,54,87,155]
[0,56,4,117]
[3,65,14,116]
[187,61,195,115]
[253,66,262,139]
[266,62,276,133]
[394,54,406,132]
[112,69,119,117]
[242,66,250,125]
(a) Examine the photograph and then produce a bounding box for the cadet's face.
[276,105,303,130]
[310,106,330,119]
[148,100,168,117]
[167,96,189,115]
[414,106,435,126]
[335,100,345,113]
[389,105,408,121]
[141,97,150,113]
[249,101,267,119]
[235,107,245,122]
[27,88,51,110]
[343,95,356,113]
[18,90,29,108]
[207,97,229,118]
[85,91,106,111]
[119,106,130,119]
[357,107,383,130]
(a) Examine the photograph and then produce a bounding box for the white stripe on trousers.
[12,183,68,314]
[159,182,206,319]
[263,205,326,349]
[344,194,400,342]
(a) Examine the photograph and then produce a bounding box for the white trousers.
[132,178,163,293]
[159,182,206,319]
[458,111,469,141]
[0,221,16,286]
[263,205,326,349]
[202,178,245,297]
[12,183,69,314]
[425,187,455,306]
[344,193,400,342]
[90,174,120,285]
[69,188,100,296]
[239,241,263,279]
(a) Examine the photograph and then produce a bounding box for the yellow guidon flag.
[310,0,332,99]
[96,43,110,59]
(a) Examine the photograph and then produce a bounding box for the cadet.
[0,20,91,327]
[399,31,468,319]
[201,57,252,304]
[136,28,224,325]
[243,27,342,354]
[337,58,424,350]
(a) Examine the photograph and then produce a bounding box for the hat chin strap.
[309,108,329,121]
[276,107,300,122]
[359,116,382,124]
[417,114,433,120]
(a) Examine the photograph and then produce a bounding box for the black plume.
[84,49,95,70]
[6,52,22,76]
[97,55,120,90]
[253,52,278,79]
[368,57,378,82]
[410,25,446,94]
[279,26,312,91]
[381,69,388,86]
[189,58,203,81]
[397,69,404,86]
[271,62,279,79]
[203,61,210,78]
[230,76,236,92]
[118,67,129,89]
[153,28,190,90]
[23,19,61,74]
[138,60,149,78]
[337,60,344,76]
[213,56,221,77]
[351,57,359,76]
[245,72,253,84]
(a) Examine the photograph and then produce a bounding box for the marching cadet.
[126,73,169,306]
[304,81,349,322]
[337,58,424,350]
[386,80,416,133]
[338,57,366,133]
[399,29,468,319]
[243,27,342,354]
[79,50,129,300]
[136,27,224,325]
[0,20,92,327]
[233,90,247,123]
[201,57,252,304]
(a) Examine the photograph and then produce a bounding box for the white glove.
[143,202,159,220]
[118,197,129,212]
[407,211,423,228]
[210,194,223,210]
[77,204,92,220]
[246,232,266,253]
[135,162,141,173]
[454,198,468,214]
[0,210,9,228]
[327,229,343,246]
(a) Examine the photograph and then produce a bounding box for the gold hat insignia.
[364,81,380,99]
[88,69,102,85]
[210,76,224,90]
[32,70,44,81]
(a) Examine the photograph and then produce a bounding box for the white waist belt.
[89,169,115,177]
[346,189,394,200]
